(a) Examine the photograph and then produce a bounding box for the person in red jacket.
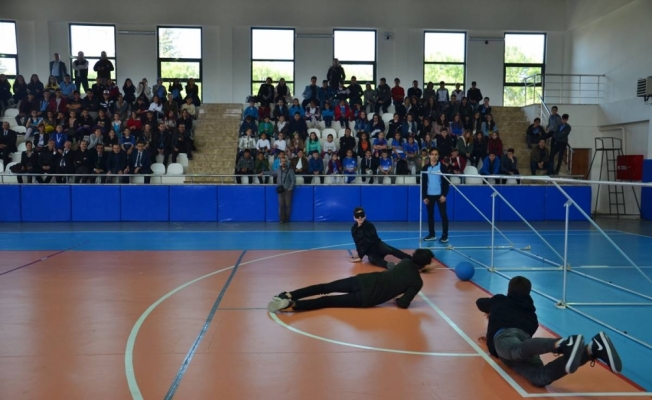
[488,131,503,158]
[334,99,352,129]
[50,89,68,114]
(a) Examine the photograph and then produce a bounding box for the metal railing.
[523,73,605,106]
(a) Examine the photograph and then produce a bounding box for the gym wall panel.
[121,186,170,221]
[72,186,121,221]
[453,186,498,222]
[218,186,265,222]
[265,186,314,222]
[169,186,218,222]
[21,186,71,222]
[314,186,361,222]
[545,185,592,221]
[407,185,456,223]
[499,186,546,222]
[361,186,408,221]
[0,186,21,222]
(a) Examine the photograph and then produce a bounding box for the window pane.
[340,63,374,82]
[252,29,294,60]
[70,25,115,58]
[504,86,526,106]
[80,58,117,82]
[424,32,465,63]
[158,28,202,59]
[252,61,293,82]
[0,58,17,76]
[334,31,375,62]
[505,34,545,63]
[251,82,294,99]
[424,64,465,86]
[0,22,17,54]
[161,61,200,80]
[505,66,542,84]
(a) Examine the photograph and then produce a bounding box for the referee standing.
[421,148,450,243]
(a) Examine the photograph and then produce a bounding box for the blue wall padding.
[218,185,265,222]
[640,160,652,220]
[170,185,218,222]
[0,186,21,222]
[499,186,546,222]
[265,186,314,222]
[72,185,120,221]
[314,186,361,222]
[361,186,408,221]
[21,186,71,221]
[453,186,498,222]
[121,186,169,221]
[545,186,592,221]
[407,185,456,222]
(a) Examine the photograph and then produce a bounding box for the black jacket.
[356,259,423,308]
[351,220,381,259]
[55,149,75,173]
[38,147,58,170]
[0,129,18,152]
[106,150,127,174]
[129,150,152,172]
[89,150,107,172]
[360,156,379,173]
[476,293,539,356]
[327,65,345,86]
[74,149,93,170]
[421,161,450,198]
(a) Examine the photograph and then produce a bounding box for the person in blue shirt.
[243,100,259,121]
[480,152,501,176]
[421,148,450,243]
[51,124,68,150]
[321,102,334,128]
[59,75,77,100]
[378,150,394,184]
[390,132,405,160]
[342,149,358,183]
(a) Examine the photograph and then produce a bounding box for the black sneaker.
[590,332,622,373]
[439,236,449,243]
[275,292,291,300]
[423,235,437,242]
[557,335,585,374]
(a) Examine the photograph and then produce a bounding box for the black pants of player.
[367,242,411,268]
[426,195,449,237]
[548,141,567,175]
[290,276,364,311]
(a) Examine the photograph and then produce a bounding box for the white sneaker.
[267,298,292,313]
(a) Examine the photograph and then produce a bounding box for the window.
[251,28,295,97]
[0,21,18,88]
[333,30,376,88]
[69,24,116,90]
[158,27,203,99]
[503,33,546,106]
[424,32,466,93]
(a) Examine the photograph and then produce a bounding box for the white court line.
[612,230,652,239]
[0,229,620,235]
[269,313,480,357]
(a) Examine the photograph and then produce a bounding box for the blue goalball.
[455,262,475,281]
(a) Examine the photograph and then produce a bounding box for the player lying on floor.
[267,249,435,313]
[476,276,622,388]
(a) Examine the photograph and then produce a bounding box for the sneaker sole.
[423,238,437,242]
[267,299,289,313]
[599,332,622,373]
[565,335,584,374]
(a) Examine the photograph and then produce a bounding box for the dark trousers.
[17,175,33,183]
[93,171,107,184]
[470,153,484,168]
[367,242,411,268]
[530,162,546,175]
[278,189,293,222]
[548,141,567,174]
[494,328,590,388]
[75,76,89,93]
[35,171,53,183]
[74,167,91,183]
[304,173,322,184]
[375,99,391,114]
[135,168,151,184]
[291,276,364,311]
[1,148,13,167]
[235,170,252,183]
[526,134,541,148]
[426,195,449,237]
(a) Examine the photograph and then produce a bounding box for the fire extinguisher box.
[616,155,644,181]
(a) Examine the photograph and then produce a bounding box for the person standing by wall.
[49,53,68,84]
[262,157,296,223]
[327,59,345,91]
[421,148,450,243]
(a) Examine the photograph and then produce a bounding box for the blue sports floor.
[1,220,651,392]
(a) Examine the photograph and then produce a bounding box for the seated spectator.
[43,111,57,134]
[39,91,52,115]
[304,100,320,128]
[457,130,473,160]
[36,139,57,183]
[406,96,422,121]
[401,114,418,138]
[436,81,449,108]
[390,132,405,160]
[480,153,501,176]
[335,99,352,129]
[530,139,550,175]
[286,132,304,159]
[123,79,136,104]
[126,111,143,134]
[243,100,258,121]
[95,109,111,134]
[136,78,152,102]
[487,131,503,158]
[338,128,356,159]
[82,91,100,117]
[12,75,28,106]
[153,126,171,165]
[448,148,466,175]
[127,141,152,184]
[478,97,492,118]
[378,150,393,182]
[273,98,289,122]
[258,115,274,138]
[360,149,378,184]
[52,90,68,115]
[73,140,92,183]
[449,113,464,136]
[288,98,303,121]
[25,110,44,139]
[141,111,157,132]
[54,140,74,183]
[302,76,319,108]
[32,125,49,153]
[235,149,255,183]
[395,157,410,176]
[459,97,473,121]
[171,124,192,162]
[89,143,107,183]
[321,101,334,128]
[66,91,83,115]
[91,78,106,99]
[168,79,184,106]
[287,112,308,141]
[111,112,124,138]
[272,151,287,171]
[104,129,119,148]
[16,93,36,126]
[404,136,420,172]
[238,129,257,160]
[186,79,202,107]
[114,95,129,120]
[274,115,288,139]
[342,149,358,183]
[51,125,68,150]
[16,141,38,183]
[106,143,128,183]
[65,111,80,142]
[163,94,178,119]
[444,95,459,121]
[357,132,371,156]
[335,82,349,103]
[152,78,167,100]
[318,79,334,110]
[500,148,520,181]
[256,132,271,156]
[327,152,342,178]
[375,78,391,115]
[348,76,363,106]
[423,96,439,121]
[181,96,196,118]
[372,132,388,157]
[482,114,499,137]
[471,131,487,167]
[164,110,177,130]
[353,110,369,137]
[369,114,385,138]
[0,121,17,166]
[275,78,291,104]
[433,113,448,136]
[273,132,287,155]
[306,150,324,184]
[254,151,270,183]
[148,95,163,118]
[140,124,154,151]
[59,75,76,99]
[240,115,257,137]
[321,133,336,164]
[27,74,44,100]
[363,83,376,115]
[45,75,60,94]
[436,128,456,158]
[421,133,435,151]
[290,149,309,178]
[305,131,322,156]
[526,117,546,149]
[120,128,136,156]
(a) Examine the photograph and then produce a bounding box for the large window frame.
[250,27,295,98]
[0,20,18,87]
[503,32,546,106]
[69,23,117,88]
[423,31,467,92]
[332,29,377,88]
[157,26,203,100]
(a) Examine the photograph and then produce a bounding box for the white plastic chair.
[307,128,321,139]
[14,126,26,134]
[176,153,189,173]
[332,121,342,132]
[450,176,462,184]
[238,175,250,184]
[322,128,336,140]
[387,104,396,114]
[11,152,22,163]
[4,109,19,118]
[337,129,347,139]
[150,162,166,184]
[295,175,305,185]
[506,178,518,185]
[381,113,393,124]
[403,176,417,185]
[0,161,4,173]
[2,162,19,183]
[463,166,483,185]
[311,176,321,185]
[367,113,375,121]
[382,176,393,185]
[130,176,145,184]
[155,154,164,165]
[162,163,185,184]
[17,142,27,152]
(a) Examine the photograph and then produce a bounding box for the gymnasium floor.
[1,220,652,400]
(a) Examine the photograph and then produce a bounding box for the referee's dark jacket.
[421,161,450,199]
